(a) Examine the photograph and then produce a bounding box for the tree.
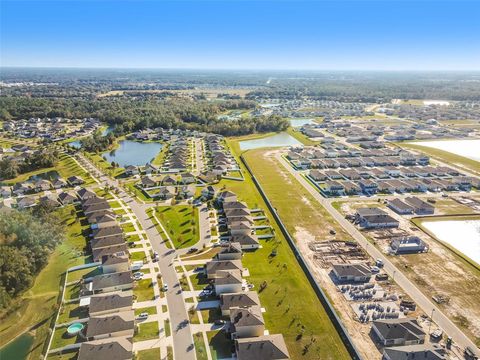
[0,158,19,180]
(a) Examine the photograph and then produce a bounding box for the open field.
[0,206,90,360]
[156,205,199,249]
[286,127,320,146]
[210,138,352,360]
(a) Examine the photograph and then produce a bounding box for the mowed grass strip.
[221,138,350,360]
[156,205,199,249]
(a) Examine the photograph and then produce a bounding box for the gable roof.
[215,270,243,285]
[236,334,290,360]
[89,291,133,315]
[92,271,132,290]
[383,343,446,360]
[220,291,260,311]
[86,311,134,338]
[230,306,264,328]
[373,318,425,342]
[78,337,132,360]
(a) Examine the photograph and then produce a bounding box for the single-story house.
[124,165,139,176]
[92,244,128,263]
[17,196,36,209]
[91,271,133,294]
[356,208,399,229]
[230,306,265,338]
[214,270,243,295]
[390,236,427,255]
[230,234,260,250]
[220,291,260,316]
[235,335,290,360]
[404,197,434,215]
[205,259,243,279]
[387,199,414,215]
[68,175,85,186]
[58,191,77,205]
[77,337,132,360]
[216,242,243,261]
[85,310,135,340]
[382,343,446,360]
[88,291,133,316]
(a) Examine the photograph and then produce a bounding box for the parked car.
[187,247,198,254]
[162,283,169,291]
[133,272,144,280]
[137,312,149,320]
[370,266,380,273]
[214,319,225,325]
[375,259,384,268]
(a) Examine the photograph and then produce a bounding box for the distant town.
[1,69,479,360]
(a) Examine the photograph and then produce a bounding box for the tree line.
[0,147,60,181]
[0,208,65,308]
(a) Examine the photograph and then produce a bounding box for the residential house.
[230,234,260,250]
[235,335,290,360]
[0,186,11,198]
[404,197,434,215]
[91,214,117,229]
[68,175,85,186]
[77,188,96,201]
[92,245,128,263]
[92,225,123,240]
[17,197,36,209]
[140,176,157,188]
[88,291,133,316]
[85,311,135,340]
[90,271,133,294]
[205,259,243,279]
[84,202,112,215]
[332,263,372,283]
[52,178,67,189]
[387,199,414,215]
[355,208,399,229]
[230,306,265,338]
[162,175,177,186]
[382,343,446,360]
[102,253,130,274]
[180,172,196,184]
[201,185,216,199]
[177,185,195,200]
[58,191,76,205]
[90,235,125,251]
[220,291,260,316]
[34,179,52,192]
[152,186,176,200]
[77,337,132,360]
[214,270,243,295]
[371,318,426,347]
[216,242,243,261]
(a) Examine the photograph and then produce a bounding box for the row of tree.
[0,147,60,180]
[0,208,65,308]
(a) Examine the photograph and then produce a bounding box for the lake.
[102,140,163,167]
[28,170,60,182]
[423,219,480,265]
[0,333,34,360]
[411,139,480,162]
[289,118,315,127]
[239,132,302,151]
[68,126,114,149]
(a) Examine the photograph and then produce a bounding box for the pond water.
[411,139,480,162]
[423,219,480,265]
[68,140,82,149]
[289,118,315,127]
[28,170,60,182]
[239,132,302,151]
[102,140,163,167]
[0,333,34,360]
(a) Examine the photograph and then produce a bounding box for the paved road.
[77,154,196,360]
[275,152,480,356]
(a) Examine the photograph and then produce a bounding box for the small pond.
[28,170,60,182]
[422,219,480,265]
[0,333,34,360]
[102,140,163,167]
[239,132,302,151]
[289,118,315,128]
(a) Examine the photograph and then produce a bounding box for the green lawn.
[130,250,146,262]
[134,279,155,302]
[286,127,320,146]
[206,137,352,360]
[193,333,208,360]
[121,222,136,233]
[57,302,88,325]
[164,319,171,337]
[66,266,101,282]
[189,272,209,291]
[109,200,121,209]
[0,206,90,359]
[46,351,78,360]
[134,306,157,316]
[50,328,82,350]
[85,152,124,177]
[136,348,160,360]
[152,143,169,166]
[156,205,200,249]
[207,330,233,360]
[134,321,159,342]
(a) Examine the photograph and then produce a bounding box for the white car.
[137,312,149,320]
[162,283,169,291]
[133,272,144,280]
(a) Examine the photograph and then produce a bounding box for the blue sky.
[1,0,479,70]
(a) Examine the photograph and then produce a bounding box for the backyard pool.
[239,132,302,151]
[67,322,84,336]
[102,140,163,167]
[422,219,480,265]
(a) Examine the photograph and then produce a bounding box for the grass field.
[193,332,208,360]
[134,321,159,342]
[286,127,320,146]
[0,206,90,360]
[192,138,351,360]
[136,348,160,360]
[134,279,155,302]
[207,330,233,360]
[155,205,200,249]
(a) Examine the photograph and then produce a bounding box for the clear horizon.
[1,0,480,71]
